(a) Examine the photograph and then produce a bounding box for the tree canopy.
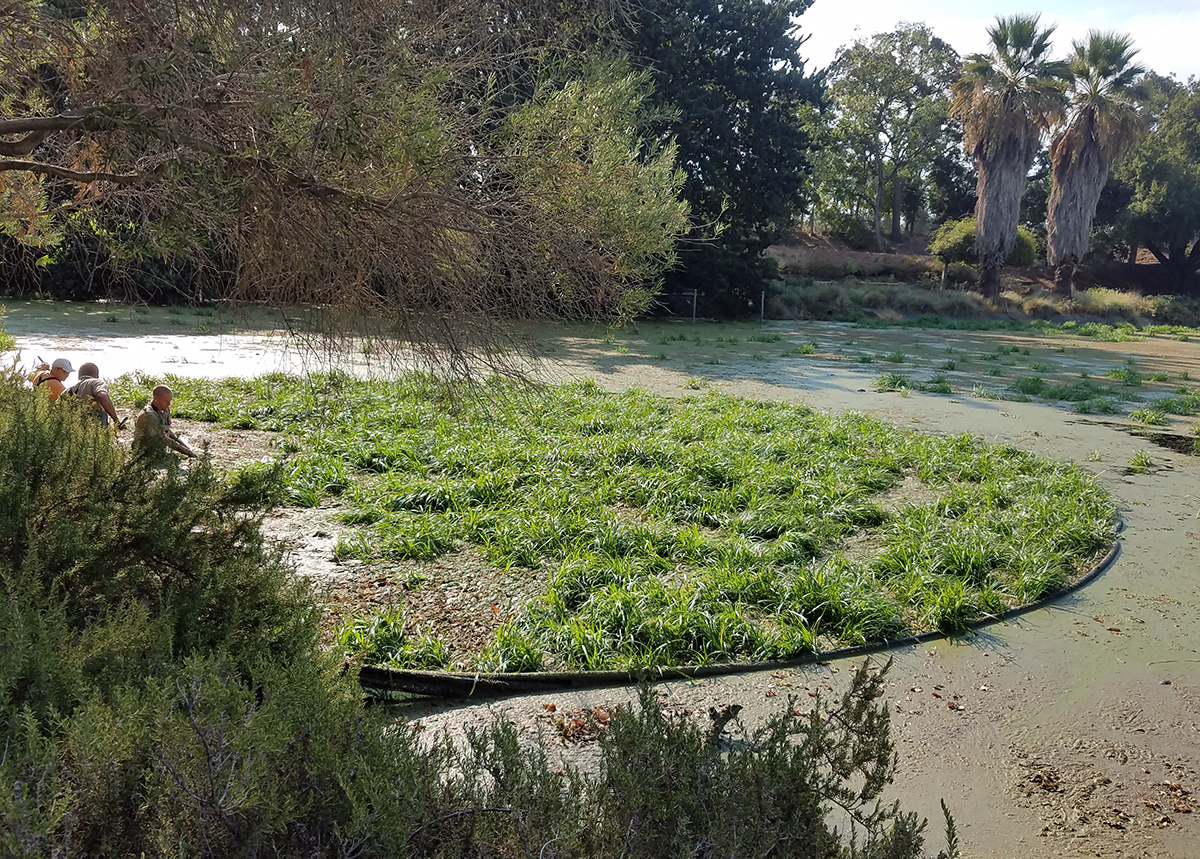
[823,24,959,247]
[1115,81,1200,290]
[621,0,822,315]
[0,0,690,365]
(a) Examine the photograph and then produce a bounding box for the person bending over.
[64,362,121,427]
[133,385,196,459]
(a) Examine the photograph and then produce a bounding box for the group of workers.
[29,358,196,459]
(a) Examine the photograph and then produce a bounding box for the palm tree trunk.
[980,266,1001,299]
[1053,259,1075,297]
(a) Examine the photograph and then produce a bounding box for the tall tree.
[621,0,822,315]
[0,0,690,366]
[950,15,1069,299]
[825,24,959,248]
[1115,81,1200,291]
[1046,31,1146,295]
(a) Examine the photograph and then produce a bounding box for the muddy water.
[6,304,1199,858]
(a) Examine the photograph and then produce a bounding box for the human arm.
[163,429,196,457]
[96,388,121,428]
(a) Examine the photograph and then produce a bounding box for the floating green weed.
[918,374,952,395]
[1129,408,1168,426]
[872,372,911,392]
[114,374,1117,671]
[1074,397,1123,415]
[780,341,817,357]
[1128,450,1154,473]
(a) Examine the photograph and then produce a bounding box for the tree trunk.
[979,265,1001,300]
[940,261,950,290]
[890,169,903,241]
[873,154,885,252]
[1053,260,1075,297]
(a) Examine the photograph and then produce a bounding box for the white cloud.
[799,0,1200,81]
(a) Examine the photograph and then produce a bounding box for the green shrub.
[929,216,1038,269]
[0,307,14,352]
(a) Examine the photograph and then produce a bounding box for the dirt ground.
[8,305,1200,859]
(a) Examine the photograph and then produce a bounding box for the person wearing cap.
[63,362,121,428]
[133,385,195,460]
[29,358,74,402]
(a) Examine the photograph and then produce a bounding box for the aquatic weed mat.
[111,373,1117,672]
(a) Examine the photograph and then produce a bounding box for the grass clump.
[1129,408,1169,426]
[1106,360,1143,387]
[1153,391,1200,415]
[918,374,953,395]
[1128,450,1154,473]
[336,608,452,669]
[112,374,1118,672]
[872,371,912,392]
[1074,397,1124,415]
[780,341,818,357]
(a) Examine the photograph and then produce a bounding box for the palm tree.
[1046,32,1147,295]
[951,15,1068,299]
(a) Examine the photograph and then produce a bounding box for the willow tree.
[0,0,689,371]
[950,15,1068,299]
[1045,32,1146,296]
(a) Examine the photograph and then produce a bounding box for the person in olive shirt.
[64,362,121,427]
[133,385,196,459]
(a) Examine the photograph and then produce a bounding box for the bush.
[929,216,1038,268]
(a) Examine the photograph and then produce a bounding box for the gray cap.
[51,358,74,373]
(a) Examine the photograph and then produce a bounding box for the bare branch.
[0,159,144,184]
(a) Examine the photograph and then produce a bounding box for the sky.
[799,0,1200,81]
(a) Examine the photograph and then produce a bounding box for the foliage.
[1046,31,1147,293]
[1114,81,1200,290]
[951,15,1070,296]
[823,211,876,251]
[821,24,960,245]
[111,374,1117,669]
[622,0,823,315]
[335,608,452,670]
[0,307,13,352]
[929,216,1038,267]
[0,1,689,354]
[927,127,978,223]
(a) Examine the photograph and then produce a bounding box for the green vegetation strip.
[112,374,1117,673]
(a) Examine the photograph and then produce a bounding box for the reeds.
[111,374,1117,670]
